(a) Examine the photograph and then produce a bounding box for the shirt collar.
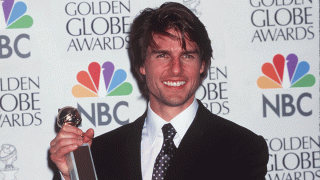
[145,98,199,143]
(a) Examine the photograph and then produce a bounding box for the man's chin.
[160,97,193,107]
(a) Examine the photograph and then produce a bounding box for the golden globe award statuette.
[57,107,98,180]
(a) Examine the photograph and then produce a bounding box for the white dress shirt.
[140,98,199,180]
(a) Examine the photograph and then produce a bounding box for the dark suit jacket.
[90,100,269,180]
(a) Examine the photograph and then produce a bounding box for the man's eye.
[156,54,167,58]
[183,54,194,59]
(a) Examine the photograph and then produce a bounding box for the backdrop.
[0,0,319,179]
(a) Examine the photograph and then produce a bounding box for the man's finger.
[83,128,94,144]
[60,124,83,135]
[50,138,83,154]
[51,144,79,162]
[50,131,82,147]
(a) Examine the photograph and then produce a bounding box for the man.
[50,2,269,180]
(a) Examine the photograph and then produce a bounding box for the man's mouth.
[163,81,186,87]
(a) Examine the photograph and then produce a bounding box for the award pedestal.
[65,143,98,180]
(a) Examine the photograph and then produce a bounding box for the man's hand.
[50,125,94,180]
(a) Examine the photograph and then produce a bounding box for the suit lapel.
[122,113,146,180]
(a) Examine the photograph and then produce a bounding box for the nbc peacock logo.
[257,53,316,89]
[72,62,133,97]
[0,0,33,29]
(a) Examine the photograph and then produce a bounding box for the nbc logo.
[0,0,33,29]
[72,61,133,97]
[257,53,315,89]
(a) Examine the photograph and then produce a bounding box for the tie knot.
[162,123,176,141]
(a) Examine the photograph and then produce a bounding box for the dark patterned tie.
[152,123,177,180]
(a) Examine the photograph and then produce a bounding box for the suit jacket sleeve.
[230,135,269,180]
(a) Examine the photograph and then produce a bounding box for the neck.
[149,96,195,122]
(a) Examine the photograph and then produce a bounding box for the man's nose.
[170,57,182,76]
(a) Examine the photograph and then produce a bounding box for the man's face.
[140,30,204,109]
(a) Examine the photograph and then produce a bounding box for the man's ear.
[139,66,146,75]
[200,61,205,74]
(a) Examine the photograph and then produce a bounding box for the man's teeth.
[163,81,186,86]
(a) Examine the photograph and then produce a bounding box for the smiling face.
[139,29,204,112]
